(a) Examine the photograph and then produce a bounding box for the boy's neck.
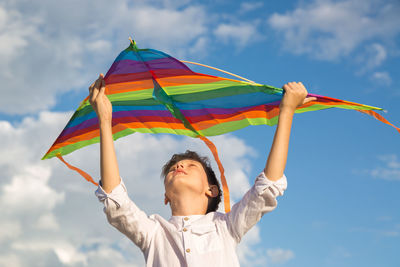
[169,193,208,216]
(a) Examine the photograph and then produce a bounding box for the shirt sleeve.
[95,178,158,251]
[225,172,287,242]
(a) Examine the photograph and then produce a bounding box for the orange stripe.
[157,75,226,87]
[105,75,231,93]
[106,79,154,95]
[191,109,279,131]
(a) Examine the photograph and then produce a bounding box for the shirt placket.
[182,216,194,266]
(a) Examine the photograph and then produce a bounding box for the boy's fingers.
[94,76,102,90]
[91,87,99,103]
[90,75,104,101]
[99,79,106,95]
[298,82,306,90]
[282,83,291,92]
[88,81,95,92]
[303,97,317,105]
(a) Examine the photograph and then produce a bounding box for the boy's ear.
[206,185,219,198]
[164,194,170,205]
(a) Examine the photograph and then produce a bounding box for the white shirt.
[95,172,287,267]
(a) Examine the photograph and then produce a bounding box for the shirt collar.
[169,214,205,227]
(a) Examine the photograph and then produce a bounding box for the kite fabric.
[43,39,400,213]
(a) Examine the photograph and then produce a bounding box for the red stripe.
[105,69,195,84]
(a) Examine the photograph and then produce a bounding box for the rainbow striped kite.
[43,39,399,213]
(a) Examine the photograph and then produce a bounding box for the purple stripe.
[61,117,99,137]
[106,58,189,76]
[180,104,278,117]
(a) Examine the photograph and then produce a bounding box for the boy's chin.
[167,181,204,196]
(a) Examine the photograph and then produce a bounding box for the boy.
[91,74,315,266]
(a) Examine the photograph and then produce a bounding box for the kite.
[42,38,400,213]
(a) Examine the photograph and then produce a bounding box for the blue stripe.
[67,105,168,128]
[115,49,170,62]
[174,92,283,110]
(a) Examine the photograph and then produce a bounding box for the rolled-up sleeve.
[95,179,158,251]
[226,172,287,242]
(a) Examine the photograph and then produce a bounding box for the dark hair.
[162,150,222,213]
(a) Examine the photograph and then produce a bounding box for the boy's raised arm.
[89,74,121,193]
[264,82,316,181]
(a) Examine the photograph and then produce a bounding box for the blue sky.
[0,0,399,266]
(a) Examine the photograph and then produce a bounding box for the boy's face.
[164,159,209,199]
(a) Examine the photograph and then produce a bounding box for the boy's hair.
[161,150,222,213]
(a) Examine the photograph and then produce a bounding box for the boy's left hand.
[280,82,316,111]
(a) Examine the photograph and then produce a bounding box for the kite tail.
[357,110,400,134]
[199,136,231,213]
[56,154,98,186]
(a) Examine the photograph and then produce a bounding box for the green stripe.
[107,89,154,101]
[295,103,382,114]
[165,82,281,102]
[165,80,281,95]
[197,116,279,136]
[77,89,154,110]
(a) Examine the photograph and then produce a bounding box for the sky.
[0,0,399,266]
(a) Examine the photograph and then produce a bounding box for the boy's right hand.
[279,82,316,111]
[89,74,112,125]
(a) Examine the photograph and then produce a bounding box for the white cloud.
[268,0,400,61]
[1,0,267,117]
[266,248,295,264]
[240,2,264,13]
[370,154,400,181]
[0,110,263,266]
[371,71,392,86]
[0,221,21,243]
[0,164,64,213]
[364,43,387,70]
[35,213,60,231]
[0,254,21,267]
[214,22,261,48]
[128,5,208,56]
[0,6,37,59]
[237,226,268,266]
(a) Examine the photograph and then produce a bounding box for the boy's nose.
[176,163,184,169]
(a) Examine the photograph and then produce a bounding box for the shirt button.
[186,248,191,253]
[183,228,188,232]
[184,217,189,221]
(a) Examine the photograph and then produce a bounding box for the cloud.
[370,71,392,85]
[364,43,387,70]
[0,164,64,214]
[370,154,400,181]
[240,2,264,13]
[214,22,261,49]
[0,221,21,244]
[0,0,221,116]
[268,0,400,61]
[266,248,295,264]
[0,110,263,266]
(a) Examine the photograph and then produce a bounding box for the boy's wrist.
[99,120,112,129]
[279,106,296,115]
